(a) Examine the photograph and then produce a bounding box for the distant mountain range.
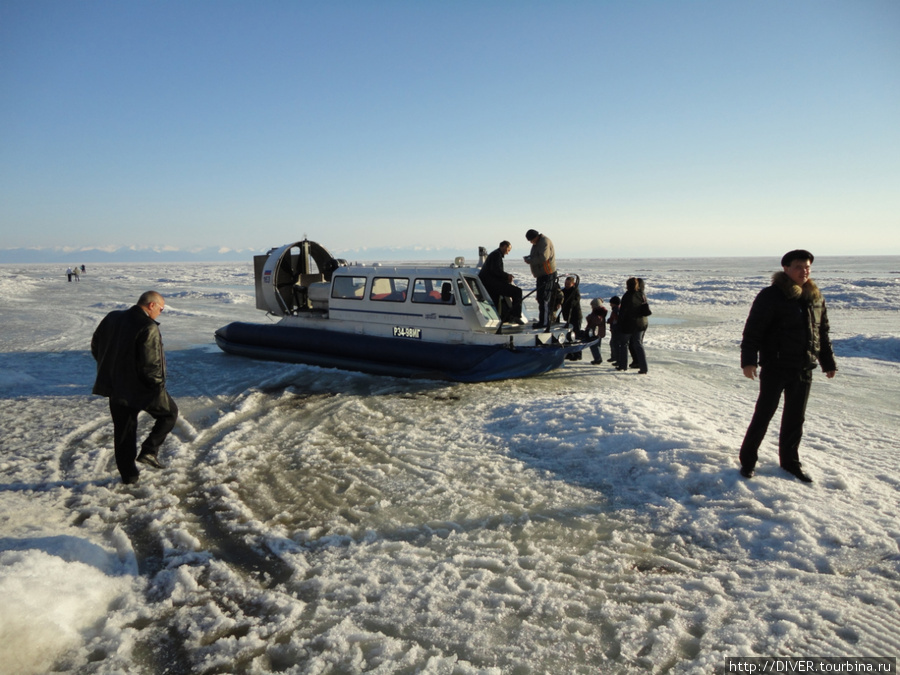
[0,245,478,265]
[0,246,253,264]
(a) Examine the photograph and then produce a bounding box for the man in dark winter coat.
[479,240,524,323]
[738,250,837,483]
[92,291,179,484]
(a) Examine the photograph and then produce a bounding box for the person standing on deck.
[523,229,557,329]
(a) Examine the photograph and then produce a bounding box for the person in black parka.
[560,276,583,333]
[738,250,837,483]
[617,277,650,373]
[585,298,608,364]
[92,291,179,484]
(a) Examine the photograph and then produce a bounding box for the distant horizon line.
[1,244,896,265]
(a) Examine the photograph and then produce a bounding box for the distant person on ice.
[738,250,837,483]
[91,291,179,485]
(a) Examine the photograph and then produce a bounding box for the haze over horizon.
[2,244,900,267]
[2,1,898,258]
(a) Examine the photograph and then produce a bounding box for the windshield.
[460,275,499,322]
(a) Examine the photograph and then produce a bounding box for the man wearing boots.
[523,229,557,329]
[92,291,179,485]
[738,250,837,483]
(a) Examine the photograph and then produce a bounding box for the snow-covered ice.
[1,256,898,674]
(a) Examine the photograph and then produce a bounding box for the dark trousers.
[487,282,523,321]
[629,330,648,372]
[613,329,630,370]
[739,368,812,471]
[109,393,178,481]
[535,274,557,327]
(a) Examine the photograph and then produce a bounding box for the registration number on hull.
[392,326,422,339]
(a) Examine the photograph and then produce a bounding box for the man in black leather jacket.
[738,250,837,483]
[92,291,179,484]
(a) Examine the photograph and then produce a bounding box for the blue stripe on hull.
[214,322,577,382]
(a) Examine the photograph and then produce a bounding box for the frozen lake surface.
[1,256,899,674]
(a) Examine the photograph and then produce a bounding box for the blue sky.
[1,0,898,258]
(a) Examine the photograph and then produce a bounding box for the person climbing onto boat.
[524,229,557,329]
[479,240,524,324]
[561,276,583,335]
[561,276,584,361]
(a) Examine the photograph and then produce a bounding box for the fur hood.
[772,271,823,304]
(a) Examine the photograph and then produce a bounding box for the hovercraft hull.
[215,321,583,382]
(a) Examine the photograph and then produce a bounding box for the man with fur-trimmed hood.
[738,249,837,483]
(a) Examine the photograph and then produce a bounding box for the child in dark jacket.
[585,298,608,364]
[607,296,621,366]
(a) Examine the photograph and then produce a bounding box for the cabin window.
[331,276,367,300]
[370,277,409,302]
[411,278,455,304]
